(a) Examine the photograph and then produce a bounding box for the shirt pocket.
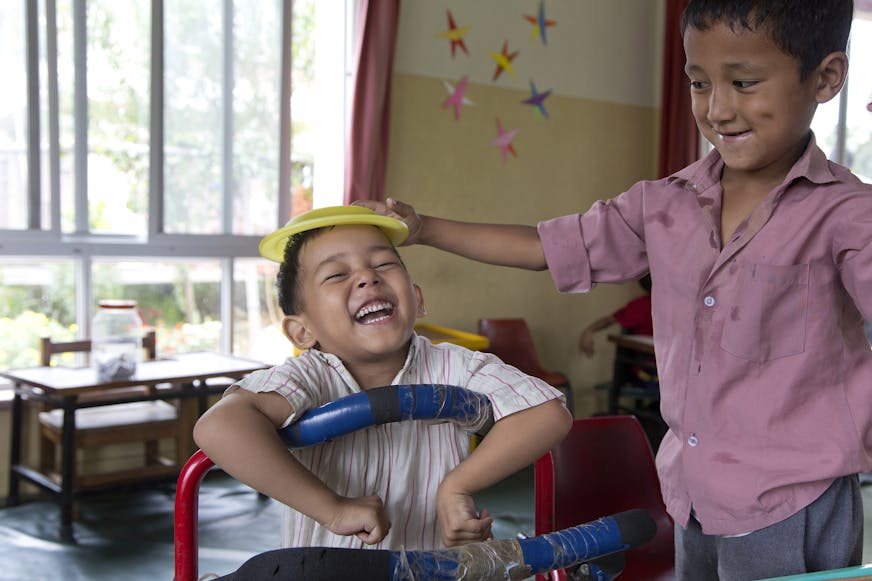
[720,262,810,362]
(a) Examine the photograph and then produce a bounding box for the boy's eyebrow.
[685,62,765,76]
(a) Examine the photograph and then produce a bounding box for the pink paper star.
[442,75,471,121]
[490,118,518,164]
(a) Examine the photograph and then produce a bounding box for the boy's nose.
[356,270,381,288]
[707,86,734,123]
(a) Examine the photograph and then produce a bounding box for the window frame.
[0,0,352,354]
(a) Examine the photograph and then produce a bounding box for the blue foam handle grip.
[387,513,635,580]
[279,384,491,448]
[518,516,626,573]
[279,391,376,447]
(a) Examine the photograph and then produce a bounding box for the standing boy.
[193,206,571,551]
[359,1,870,578]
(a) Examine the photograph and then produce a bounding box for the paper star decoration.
[438,10,470,58]
[490,118,519,163]
[442,75,473,120]
[522,80,552,118]
[523,1,557,45]
[488,40,518,82]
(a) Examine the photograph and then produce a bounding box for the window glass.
[232,1,282,235]
[290,0,315,217]
[812,7,872,183]
[163,0,223,235]
[233,258,286,364]
[0,0,28,230]
[92,259,221,355]
[811,93,841,160]
[164,0,290,235]
[38,0,53,229]
[0,0,347,386]
[845,13,872,182]
[0,259,77,370]
[57,0,76,232]
[86,0,151,236]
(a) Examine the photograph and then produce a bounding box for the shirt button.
[688,435,699,447]
[703,296,715,307]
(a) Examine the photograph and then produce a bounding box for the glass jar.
[92,299,144,381]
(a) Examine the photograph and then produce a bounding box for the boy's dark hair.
[276,228,327,316]
[681,0,853,79]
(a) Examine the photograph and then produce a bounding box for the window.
[0,259,77,370]
[811,2,872,182]
[0,0,353,379]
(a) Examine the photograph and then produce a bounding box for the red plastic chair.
[477,318,574,413]
[534,416,675,581]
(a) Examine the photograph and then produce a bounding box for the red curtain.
[344,0,401,204]
[658,0,699,178]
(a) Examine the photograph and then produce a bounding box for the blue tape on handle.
[387,512,646,580]
[279,384,491,448]
[518,516,626,573]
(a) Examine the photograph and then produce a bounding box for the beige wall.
[0,3,667,500]
[387,2,664,415]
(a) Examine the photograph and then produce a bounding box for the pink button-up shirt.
[538,136,872,535]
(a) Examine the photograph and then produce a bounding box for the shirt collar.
[667,132,837,194]
[308,333,420,386]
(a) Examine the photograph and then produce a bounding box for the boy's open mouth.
[354,300,396,324]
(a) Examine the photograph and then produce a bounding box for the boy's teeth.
[355,301,394,321]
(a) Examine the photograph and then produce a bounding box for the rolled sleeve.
[234,358,320,428]
[539,182,651,295]
[538,214,594,293]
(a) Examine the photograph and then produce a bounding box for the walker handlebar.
[215,509,656,580]
[278,384,494,448]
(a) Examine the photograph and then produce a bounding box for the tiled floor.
[0,466,536,581]
[2,468,872,581]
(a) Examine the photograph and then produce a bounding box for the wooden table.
[1,351,268,541]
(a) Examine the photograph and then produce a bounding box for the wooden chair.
[38,330,182,492]
[534,415,675,581]
[477,318,574,414]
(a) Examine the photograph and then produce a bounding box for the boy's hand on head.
[324,495,391,545]
[436,482,494,547]
[353,198,424,245]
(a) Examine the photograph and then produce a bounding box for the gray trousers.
[675,475,863,581]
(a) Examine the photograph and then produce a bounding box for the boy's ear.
[813,51,849,104]
[282,315,318,350]
[414,284,427,318]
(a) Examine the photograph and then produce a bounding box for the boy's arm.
[435,398,572,546]
[193,389,391,544]
[355,198,548,271]
[579,314,618,357]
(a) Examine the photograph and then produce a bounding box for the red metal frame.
[534,451,567,581]
[173,450,216,581]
